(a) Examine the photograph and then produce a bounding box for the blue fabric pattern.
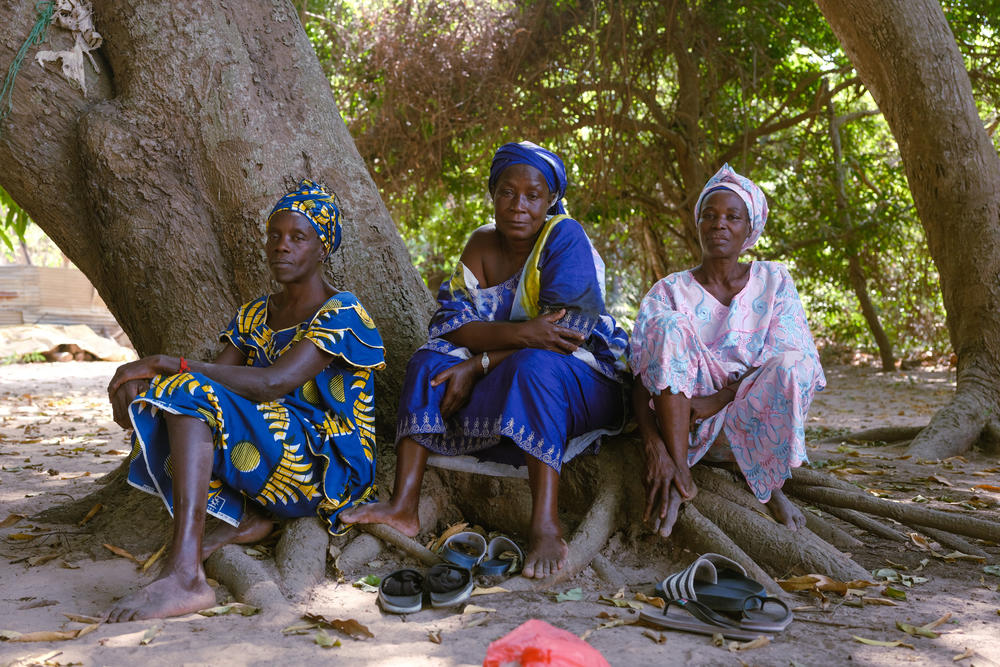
[126,292,385,535]
[399,216,629,471]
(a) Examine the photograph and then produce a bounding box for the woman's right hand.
[517,309,585,353]
[431,357,483,419]
[110,378,150,429]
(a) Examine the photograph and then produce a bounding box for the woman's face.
[265,210,325,283]
[697,189,751,259]
[491,164,554,243]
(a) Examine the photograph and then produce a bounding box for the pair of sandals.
[640,553,793,641]
[441,532,524,576]
[378,564,474,614]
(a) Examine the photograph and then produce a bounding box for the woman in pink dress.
[630,164,826,536]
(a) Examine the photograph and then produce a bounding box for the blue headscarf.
[488,141,568,215]
[267,179,343,259]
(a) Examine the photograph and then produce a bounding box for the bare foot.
[107,570,216,623]
[522,529,569,579]
[339,501,419,537]
[200,511,275,561]
[765,488,805,530]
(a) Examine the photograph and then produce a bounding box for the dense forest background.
[4,0,999,365]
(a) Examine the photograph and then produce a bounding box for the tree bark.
[815,0,1000,458]
[0,0,435,433]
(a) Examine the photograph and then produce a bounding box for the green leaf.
[353,575,380,593]
[553,587,583,602]
[314,628,342,648]
[883,586,907,601]
[984,565,1000,577]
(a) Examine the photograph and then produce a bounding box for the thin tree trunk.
[824,81,895,372]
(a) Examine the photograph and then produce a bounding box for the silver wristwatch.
[481,351,490,374]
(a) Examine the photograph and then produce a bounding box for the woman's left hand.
[107,355,175,399]
[110,378,150,428]
[430,357,482,419]
[689,390,732,423]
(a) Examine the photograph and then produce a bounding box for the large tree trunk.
[0,0,434,434]
[815,0,1000,458]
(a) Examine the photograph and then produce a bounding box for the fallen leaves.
[0,624,100,643]
[303,613,374,640]
[314,628,341,649]
[852,635,914,649]
[353,575,380,593]
[552,588,583,603]
[139,623,162,646]
[102,543,141,564]
[197,603,260,617]
[896,612,951,639]
[777,574,878,596]
[77,503,102,527]
[427,629,442,644]
[728,636,771,652]
[0,513,25,528]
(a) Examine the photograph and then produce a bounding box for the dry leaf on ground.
[103,543,141,563]
[729,636,771,652]
[304,613,374,640]
[852,635,914,649]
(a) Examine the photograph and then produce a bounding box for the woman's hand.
[110,378,150,429]
[689,389,733,423]
[641,434,686,537]
[517,309,585,354]
[430,357,482,419]
[107,355,175,399]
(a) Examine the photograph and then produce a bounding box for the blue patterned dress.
[126,292,385,535]
[397,215,629,472]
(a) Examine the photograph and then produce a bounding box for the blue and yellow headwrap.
[488,141,568,215]
[267,179,342,259]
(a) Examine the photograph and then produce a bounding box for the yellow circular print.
[301,379,321,405]
[329,375,346,403]
[230,440,262,472]
[358,307,376,329]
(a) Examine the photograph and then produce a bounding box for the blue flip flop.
[479,535,524,576]
[441,531,487,569]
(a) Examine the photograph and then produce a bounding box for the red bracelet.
[178,357,190,374]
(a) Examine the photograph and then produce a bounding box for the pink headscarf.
[694,164,769,252]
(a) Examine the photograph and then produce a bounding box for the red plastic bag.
[483,619,610,667]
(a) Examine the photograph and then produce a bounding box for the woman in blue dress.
[105,180,385,621]
[341,142,629,578]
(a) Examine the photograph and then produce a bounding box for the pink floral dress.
[630,261,826,501]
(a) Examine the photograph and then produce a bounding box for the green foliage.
[0,185,30,252]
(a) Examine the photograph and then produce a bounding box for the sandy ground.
[0,361,999,666]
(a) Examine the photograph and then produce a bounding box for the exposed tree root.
[904,524,989,558]
[816,504,907,542]
[690,468,870,582]
[905,381,997,459]
[783,484,1000,542]
[673,503,783,596]
[819,425,926,444]
[359,523,440,567]
[205,544,295,623]
[800,509,864,550]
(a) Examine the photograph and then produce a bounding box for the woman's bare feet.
[522,525,568,579]
[106,569,216,623]
[339,501,420,537]
[765,488,805,530]
[200,510,275,561]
